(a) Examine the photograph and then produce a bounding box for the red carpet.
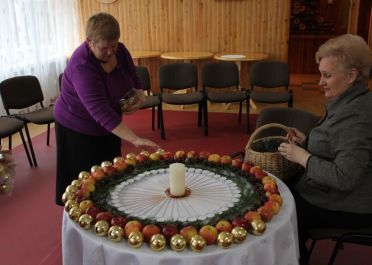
[1,109,371,265]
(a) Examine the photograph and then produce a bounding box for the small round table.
[131,51,161,65]
[161,51,214,62]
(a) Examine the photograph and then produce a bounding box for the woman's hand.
[287,127,306,146]
[278,142,311,167]
[122,89,145,114]
[132,137,160,150]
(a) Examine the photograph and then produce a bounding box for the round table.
[62,177,299,265]
[130,51,161,65]
[161,51,214,62]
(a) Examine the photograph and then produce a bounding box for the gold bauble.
[231,226,248,243]
[68,206,82,221]
[78,171,91,180]
[66,184,78,193]
[1,173,11,182]
[90,165,102,173]
[127,231,144,248]
[217,232,234,248]
[64,199,78,211]
[101,161,113,168]
[126,153,136,160]
[0,184,12,194]
[155,148,165,155]
[170,234,186,252]
[250,219,266,235]
[78,214,94,230]
[62,192,75,204]
[94,220,110,237]
[108,225,124,242]
[150,234,166,252]
[190,235,206,252]
[140,150,150,157]
[71,179,82,188]
[113,156,125,163]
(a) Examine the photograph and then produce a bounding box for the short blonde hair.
[315,34,372,81]
[86,12,120,43]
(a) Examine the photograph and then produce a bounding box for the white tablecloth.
[62,178,299,265]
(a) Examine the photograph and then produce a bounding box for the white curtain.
[0,0,80,116]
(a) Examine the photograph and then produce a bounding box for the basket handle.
[246,123,291,148]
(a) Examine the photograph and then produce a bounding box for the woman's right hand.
[132,137,160,150]
[287,127,306,146]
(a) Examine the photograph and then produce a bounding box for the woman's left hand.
[122,89,145,114]
[278,142,311,167]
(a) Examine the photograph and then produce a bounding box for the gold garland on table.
[0,149,15,196]
[62,150,284,252]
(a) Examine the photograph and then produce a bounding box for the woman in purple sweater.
[54,13,158,205]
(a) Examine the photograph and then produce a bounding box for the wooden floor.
[1,74,324,149]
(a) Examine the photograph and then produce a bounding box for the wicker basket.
[245,123,299,181]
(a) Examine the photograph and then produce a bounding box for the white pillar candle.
[169,163,186,196]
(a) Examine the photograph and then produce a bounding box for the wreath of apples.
[62,150,284,252]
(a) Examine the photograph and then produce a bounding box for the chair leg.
[288,91,294,108]
[245,97,250,133]
[47,123,51,146]
[8,135,12,150]
[158,105,165,139]
[327,240,343,265]
[24,123,38,167]
[197,103,202,127]
[308,239,317,256]
[19,130,34,167]
[238,102,242,124]
[203,100,208,136]
[151,107,155,130]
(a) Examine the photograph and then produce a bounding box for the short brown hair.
[86,12,120,43]
[316,34,372,81]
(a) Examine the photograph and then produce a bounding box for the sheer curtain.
[0,0,80,115]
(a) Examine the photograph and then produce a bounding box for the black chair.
[159,63,207,136]
[0,116,33,167]
[135,66,165,139]
[0,75,55,167]
[249,60,293,108]
[202,61,250,134]
[308,225,372,265]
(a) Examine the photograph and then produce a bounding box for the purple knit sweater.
[54,42,141,136]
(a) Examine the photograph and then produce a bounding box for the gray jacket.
[295,81,372,214]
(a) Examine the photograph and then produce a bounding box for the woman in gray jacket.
[278,34,372,264]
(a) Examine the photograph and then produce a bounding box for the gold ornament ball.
[126,153,136,160]
[231,226,248,243]
[66,184,78,193]
[101,161,113,168]
[150,234,166,252]
[108,225,124,242]
[113,156,125,164]
[140,150,150,157]
[94,220,110,237]
[90,165,102,173]
[170,234,186,252]
[190,235,206,252]
[128,231,144,248]
[62,192,75,204]
[0,184,12,194]
[68,206,82,222]
[78,214,94,230]
[78,171,91,180]
[250,219,266,235]
[64,199,78,211]
[217,231,234,248]
[71,179,82,188]
[156,148,165,155]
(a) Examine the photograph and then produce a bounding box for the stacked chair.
[0,75,55,167]
[202,61,250,135]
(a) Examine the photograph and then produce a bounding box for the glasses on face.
[92,41,118,54]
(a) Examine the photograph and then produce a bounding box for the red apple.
[231,217,250,230]
[254,171,267,181]
[262,176,276,185]
[215,220,233,233]
[231,159,243,169]
[268,194,283,206]
[162,224,179,241]
[110,216,128,229]
[142,224,161,242]
[79,200,94,212]
[81,181,95,193]
[179,225,198,243]
[96,211,113,223]
[124,220,143,238]
[102,165,117,175]
[186,150,198,159]
[264,182,279,194]
[199,225,218,245]
[220,155,232,165]
[162,151,174,161]
[198,151,210,160]
[241,161,253,173]
[208,153,221,163]
[85,205,100,219]
[264,200,281,215]
[75,188,90,199]
[125,158,137,166]
[250,165,263,175]
[113,157,127,171]
[257,206,274,222]
[136,154,148,163]
[174,150,186,160]
[244,211,262,222]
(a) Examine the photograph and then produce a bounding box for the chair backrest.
[202,61,239,89]
[135,66,151,94]
[0,75,44,112]
[159,63,198,91]
[255,107,320,138]
[250,60,290,88]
